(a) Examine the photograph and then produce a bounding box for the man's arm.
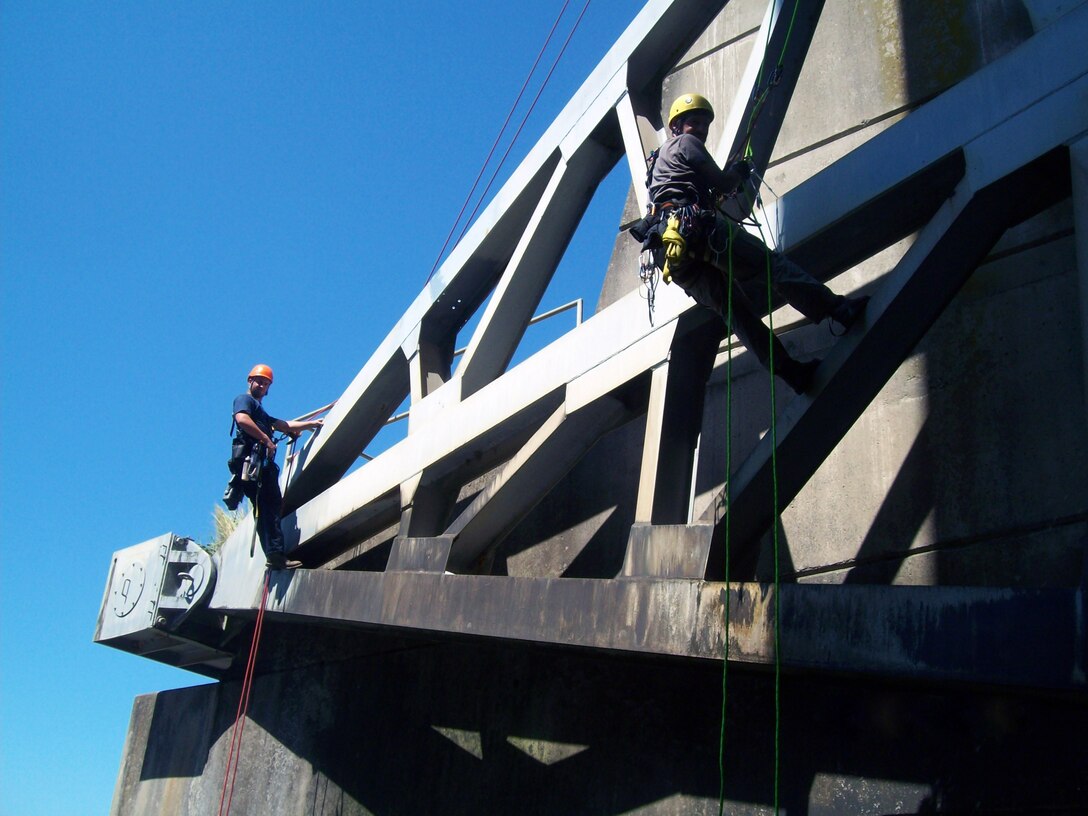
[235,412,276,450]
[684,136,749,194]
[272,417,324,439]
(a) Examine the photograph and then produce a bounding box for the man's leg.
[728,278,821,392]
[728,228,840,321]
[257,469,300,569]
[257,478,284,554]
[242,482,267,554]
[673,259,818,392]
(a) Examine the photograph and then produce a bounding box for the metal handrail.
[529,297,583,328]
[452,297,583,358]
[292,401,336,423]
[286,298,586,465]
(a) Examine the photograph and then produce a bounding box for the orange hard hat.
[248,363,274,383]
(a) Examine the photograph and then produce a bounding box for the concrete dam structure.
[97,1,1088,813]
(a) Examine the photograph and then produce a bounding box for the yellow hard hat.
[248,363,274,383]
[668,93,715,129]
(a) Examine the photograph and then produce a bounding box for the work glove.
[728,159,752,182]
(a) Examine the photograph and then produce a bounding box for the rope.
[425,0,588,283]
[217,571,271,816]
[638,254,658,326]
[737,17,801,806]
[717,222,736,816]
[734,0,803,165]
[452,0,592,249]
[712,219,784,812]
[762,233,784,816]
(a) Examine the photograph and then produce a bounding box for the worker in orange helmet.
[228,364,323,571]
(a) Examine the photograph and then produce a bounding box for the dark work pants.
[670,216,841,372]
[242,463,285,556]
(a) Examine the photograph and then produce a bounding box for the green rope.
[740,0,803,162]
[766,10,803,811]
[777,0,801,68]
[717,222,736,816]
[759,227,783,816]
[721,6,802,806]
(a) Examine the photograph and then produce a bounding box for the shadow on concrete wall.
[135,635,1088,814]
[139,684,224,781]
[492,416,646,579]
[843,413,937,584]
[902,0,1039,588]
[835,2,1081,589]
[900,0,1032,105]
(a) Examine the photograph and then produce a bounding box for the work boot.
[777,358,822,394]
[265,552,302,571]
[831,295,870,332]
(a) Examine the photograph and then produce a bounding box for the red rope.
[424,0,596,285]
[453,0,592,248]
[217,571,271,816]
[425,0,573,283]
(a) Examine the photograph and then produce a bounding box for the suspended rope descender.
[768,63,783,88]
[639,255,658,326]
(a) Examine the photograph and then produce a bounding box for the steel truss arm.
[283,0,730,511]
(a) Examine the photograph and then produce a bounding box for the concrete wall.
[595,0,1087,588]
[112,629,1088,815]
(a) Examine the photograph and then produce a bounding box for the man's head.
[668,93,715,140]
[248,363,274,399]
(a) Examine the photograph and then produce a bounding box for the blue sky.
[0,1,640,812]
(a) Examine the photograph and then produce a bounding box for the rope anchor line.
[218,572,271,816]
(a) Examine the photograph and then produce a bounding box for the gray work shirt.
[648,133,736,206]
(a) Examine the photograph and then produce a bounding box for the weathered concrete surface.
[244,569,1086,690]
[597,0,1088,590]
[112,636,1088,816]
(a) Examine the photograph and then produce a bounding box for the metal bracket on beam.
[388,536,454,573]
[621,523,714,579]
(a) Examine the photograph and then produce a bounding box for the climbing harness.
[218,571,271,816]
[243,433,290,558]
[626,128,762,329]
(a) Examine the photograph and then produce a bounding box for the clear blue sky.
[0,1,639,812]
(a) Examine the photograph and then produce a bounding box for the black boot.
[222,478,243,511]
[265,551,302,571]
[831,295,869,331]
[777,358,822,393]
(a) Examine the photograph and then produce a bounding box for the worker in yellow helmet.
[225,364,324,571]
[638,93,867,392]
